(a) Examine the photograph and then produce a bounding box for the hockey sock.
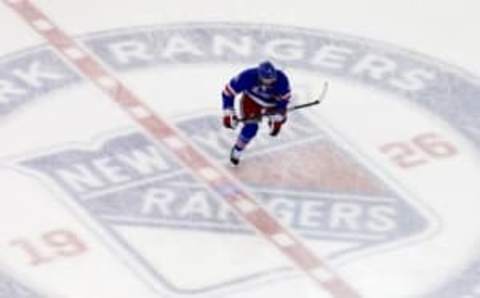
[235,123,258,150]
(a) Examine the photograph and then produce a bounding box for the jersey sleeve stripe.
[222,89,233,97]
[280,92,291,100]
[225,84,237,96]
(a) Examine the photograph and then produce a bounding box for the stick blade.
[317,81,329,103]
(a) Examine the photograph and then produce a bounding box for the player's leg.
[230,122,258,165]
[230,95,262,165]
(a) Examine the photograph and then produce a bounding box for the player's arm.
[221,71,250,129]
[222,70,251,109]
[276,74,292,114]
[269,74,291,136]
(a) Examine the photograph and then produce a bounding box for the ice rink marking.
[2,1,361,297]
[62,47,87,60]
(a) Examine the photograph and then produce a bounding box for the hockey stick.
[238,81,329,122]
[287,81,329,112]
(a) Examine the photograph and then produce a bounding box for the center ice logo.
[19,112,429,293]
[1,19,478,296]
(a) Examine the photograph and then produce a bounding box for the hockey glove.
[268,114,287,136]
[223,109,238,129]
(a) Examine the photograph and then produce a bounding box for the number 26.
[379,133,458,168]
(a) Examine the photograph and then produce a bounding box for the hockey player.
[222,61,291,165]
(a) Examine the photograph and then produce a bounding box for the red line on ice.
[2,1,361,297]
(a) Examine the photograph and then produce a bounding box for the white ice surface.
[0,1,479,298]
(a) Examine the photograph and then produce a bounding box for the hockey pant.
[235,95,275,151]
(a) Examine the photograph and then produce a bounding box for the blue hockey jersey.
[222,67,291,112]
